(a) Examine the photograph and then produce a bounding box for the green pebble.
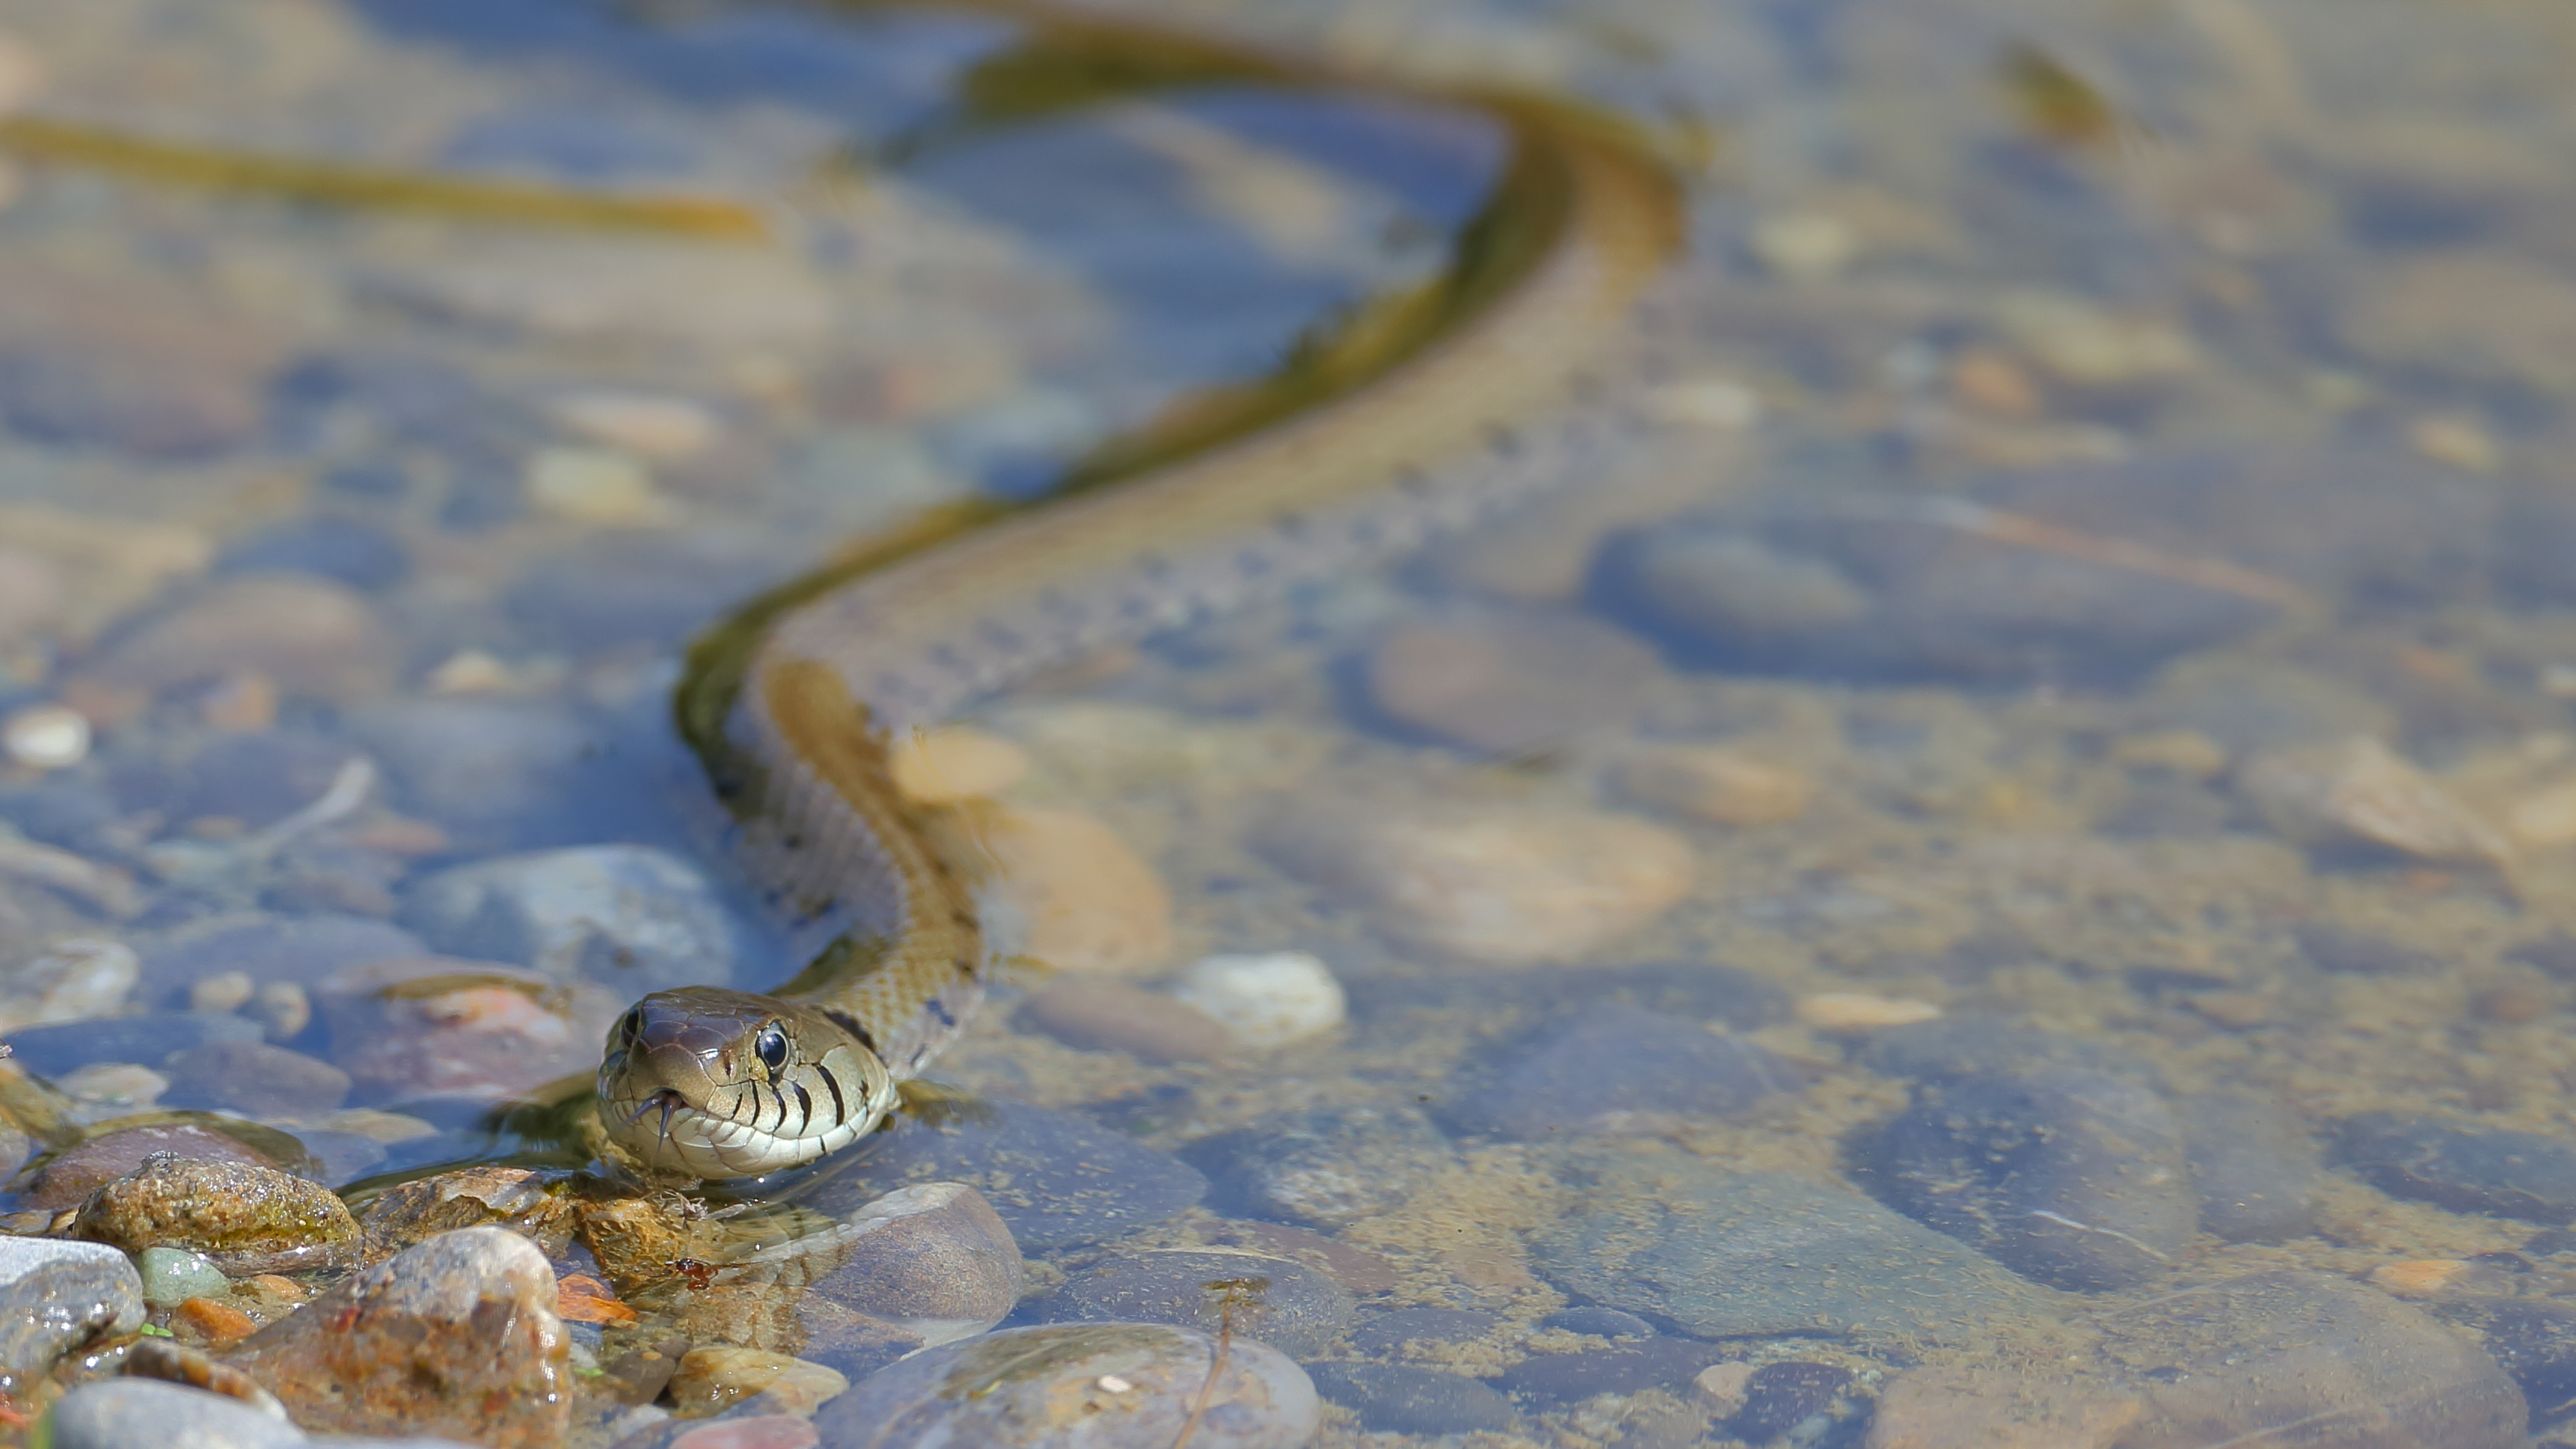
[137,1246,229,1308]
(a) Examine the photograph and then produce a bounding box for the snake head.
[596,986,895,1180]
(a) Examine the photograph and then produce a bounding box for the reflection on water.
[3,0,2576,1445]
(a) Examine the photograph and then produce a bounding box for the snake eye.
[755,1025,788,1073]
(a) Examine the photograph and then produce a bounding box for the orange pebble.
[1951,346,2043,419]
[2369,1260,2472,1299]
[245,1274,309,1303]
[556,1272,639,1326]
[175,1296,258,1349]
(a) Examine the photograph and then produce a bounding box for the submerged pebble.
[1016,974,1227,1064]
[313,956,622,1105]
[1438,1001,1793,1140]
[813,1103,1205,1252]
[2337,1112,2576,1222]
[1034,1249,1354,1358]
[159,1038,353,1118]
[77,575,393,707]
[2,702,89,769]
[401,845,744,995]
[1183,1103,1450,1231]
[1168,952,1346,1049]
[2236,735,2509,864]
[1363,613,1660,755]
[2177,1092,2320,1243]
[975,807,1175,976]
[1308,1362,1518,1436]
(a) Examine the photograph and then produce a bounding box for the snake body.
[595,32,1684,1180]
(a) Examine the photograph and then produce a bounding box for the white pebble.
[3,704,89,769]
[524,446,673,525]
[54,1062,167,1107]
[548,390,722,461]
[1168,952,1346,1049]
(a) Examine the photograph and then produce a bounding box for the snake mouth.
[602,1082,866,1180]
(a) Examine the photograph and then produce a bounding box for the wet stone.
[44,1379,304,1449]
[2177,1092,2320,1243]
[809,1323,1317,1449]
[138,913,427,1002]
[2336,1112,2576,1223]
[313,956,622,1106]
[1530,1157,2051,1344]
[80,575,393,705]
[2,1011,261,1079]
[1347,1306,1499,1357]
[160,1039,353,1118]
[161,732,367,833]
[803,1181,1026,1337]
[10,1121,306,1213]
[351,697,624,843]
[667,1347,848,1419]
[812,1103,1204,1252]
[74,1154,361,1275]
[1032,1249,1353,1358]
[2292,922,2443,978]
[1539,1307,1655,1338]
[357,1165,575,1258]
[138,1246,230,1308]
[1016,974,1227,1064]
[1361,613,1661,756]
[1855,1016,2162,1088]
[401,845,743,995]
[1309,1361,1520,1436]
[1494,1335,1733,1403]
[1857,1067,2195,1291]
[1863,1365,2143,1449]
[2426,1297,2576,1425]
[214,515,411,591]
[0,1236,143,1379]
[227,1225,569,1448]
[1181,1103,1451,1230]
[1436,1002,1794,1141]
[1730,1361,1859,1443]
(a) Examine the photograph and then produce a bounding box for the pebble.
[1438,1001,1794,1140]
[3,1010,262,1079]
[2338,251,2576,394]
[1732,1361,1859,1442]
[9,1120,304,1213]
[803,1181,1026,1340]
[1864,1367,2144,1449]
[44,1380,304,1449]
[667,1348,847,1418]
[501,533,794,655]
[74,1154,361,1274]
[1257,803,1694,966]
[0,263,283,456]
[1168,952,1346,1049]
[355,1165,575,1259]
[55,1062,167,1107]
[2426,1296,2576,1424]
[548,390,722,461]
[213,518,411,592]
[1692,1361,1757,1416]
[4,936,138,1028]
[1992,290,2196,387]
[1182,1103,1450,1230]
[1859,1067,2195,1290]
[1539,1306,1655,1338]
[2176,1091,2319,1243]
[138,1246,231,1309]
[2236,735,2510,865]
[811,1103,1205,1252]
[160,1039,353,1118]
[809,1323,1317,1449]
[176,1293,260,1349]
[1795,992,1941,1032]
[1530,1157,2049,1344]
[1034,1249,1353,1358]
[2101,1271,2521,1448]
[1615,744,1815,826]
[2292,921,2442,978]
[886,726,1029,805]
[137,912,427,1002]
[1362,614,1661,756]
[1307,1362,1519,1435]
[1748,210,1859,282]
[523,446,674,526]
[0,543,59,648]
[1855,1016,2162,1089]
[1347,1306,1499,1357]
[1016,975,1228,1064]
[0,1235,144,1379]
[2,703,88,769]
[1494,1335,1732,1402]
[227,1227,569,1447]
[79,575,393,706]
[2337,1112,2576,1222]
[2370,1259,2489,1299]
[976,807,1174,975]
[348,697,616,842]
[402,845,743,996]
[165,730,367,830]
[313,956,623,1105]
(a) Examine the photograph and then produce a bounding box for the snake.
[593,5,1687,1180]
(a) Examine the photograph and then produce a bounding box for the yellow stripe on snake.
[595,5,1687,1180]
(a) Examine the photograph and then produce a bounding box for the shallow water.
[4,0,2576,1445]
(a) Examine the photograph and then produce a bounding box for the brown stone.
[159,1039,352,1118]
[972,806,1173,975]
[81,575,394,704]
[666,1347,847,1418]
[73,1154,360,1274]
[1365,614,1661,756]
[313,956,622,1106]
[12,1121,298,1213]
[357,1165,575,1258]
[1617,745,1815,825]
[1016,974,1227,1064]
[1866,1366,2144,1449]
[172,1296,258,1351]
[804,1181,1025,1337]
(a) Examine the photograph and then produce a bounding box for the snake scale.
[595,5,1686,1180]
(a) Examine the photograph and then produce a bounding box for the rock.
[2292,921,2441,978]
[9,1120,304,1213]
[0,543,58,648]
[80,576,393,704]
[1749,210,1859,282]
[2370,1259,2496,1299]
[138,913,426,1002]
[164,731,367,832]
[1693,1361,1757,1416]
[138,1246,230,1308]
[809,1103,1205,1252]
[666,1347,847,1418]
[0,1236,144,1378]
[1362,613,1661,755]
[43,1379,303,1449]
[2337,1112,2576,1222]
[53,1063,167,1109]
[1616,745,1815,826]
[886,726,1028,806]
[2236,736,2509,865]
[2425,1296,2576,1425]
[2101,1271,2523,1449]
[1494,1336,1733,1402]
[2177,1092,2319,1243]
[214,518,411,592]
[1539,1307,1656,1338]
[1529,1158,2052,1345]
[1858,1067,2195,1290]
[1993,290,2195,387]
[160,1040,353,1118]
[2339,251,2576,395]
[1437,1002,1794,1140]
[356,1166,575,1258]
[1258,803,1694,966]
[1182,1103,1450,1231]
[400,845,743,996]
[1031,1250,1353,1358]
[547,390,721,461]
[803,1182,1025,1338]
[1167,952,1346,1049]
[1729,1361,1859,1442]
[809,1323,1317,1449]
[73,1154,361,1274]
[1865,1367,2144,1449]
[1796,993,1941,1032]
[2,704,88,770]
[523,446,673,526]
[1308,1362,1519,1435]
[349,697,620,842]
[3,1011,263,1079]
[1854,1017,2162,1088]
[0,937,138,1029]
[1346,1306,1499,1357]
[1016,975,1227,1064]
[313,956,622,1106]
[227,1226,569,1448]
[0,263,283,456]
[975,807,1174,975]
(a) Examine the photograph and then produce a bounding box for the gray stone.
[349,697,616,842]
[1309,1361,1520,1435]
[1031,1249,1354,1358]
[46,1379,300,1449]
[1181,1103,1450,1231]
[215,517,411,592]
[1437,1002,1793,1140]
[1362,613,1661,756]
[804,1181,1025,1336]
[400,845,742,994]
[1494,1336,1733,1402]
[2337,1112,2576,1222]
[1537,1307,1657,1338]
[0,1236,144,1378]
[10,1119,313,1213]
[161,1039,354,1118]
[138,913,426,1002]
[2179,1092,2320,1243]
[165,732,369,831]
[812,1323,1317,1449]
[2293,922,2442,977]
[3,1011,262,1079]
[1348,1306,1499,1357]
[1859,1067,2196,1291]
[2425,1296,2576,1427]
[1529,1157,2052,1345]
[138,1245,230,1308]
[1855,1015,2163,1088]
[812,1103,1205,1251]
[313,956,623,1106]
